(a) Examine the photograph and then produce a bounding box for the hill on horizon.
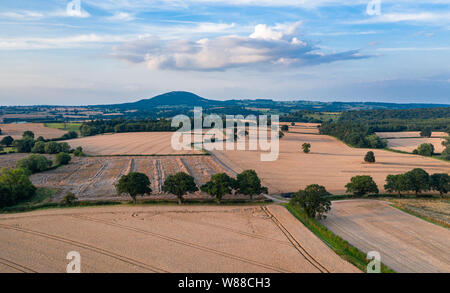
[98,91,450,112]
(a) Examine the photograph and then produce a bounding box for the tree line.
[115,169,267,205]
[79,119,176,136]
[319,121,387,148]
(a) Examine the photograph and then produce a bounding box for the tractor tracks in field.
[0,257,37,273]
[261,206,330,273]
[0,223,168,273]
[68,214,291,273]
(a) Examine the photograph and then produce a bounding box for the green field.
[45,122,82,132]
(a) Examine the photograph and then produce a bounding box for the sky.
[0,0,449,105]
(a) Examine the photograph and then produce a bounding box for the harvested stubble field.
[321,199,450,273]
[376,131,448,138]
[64,132,203,155]
[30,156,232,201]
[0,123,67,140]
[210,124,450,194]
[386,137,445,153]
[0,205,359,273]
[280,122,320,134]
[387,198,450,227]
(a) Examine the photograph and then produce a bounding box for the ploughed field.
[0,123,67,140]
[0,205,359,273]
[28,155,232,201]
[321,200,450,273]
[376,131,448,153]
[64,132,203,155]
[210,125,450,195]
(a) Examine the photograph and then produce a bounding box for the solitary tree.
[56,152,71,165]
[162,172,198,204]
[235,170,267,200]
[116,172,152,204]
[281,125,289,132]
[404,168,430,196]
[22,131,35,139]
[345,175,379,197]
[302,143,311,153]
[201,173,236,204]
[417,143,435,156]
[291,122,296,126]
[364,151,376,163]
[0,136,14,147]
[384,174,409,197]
[61,192,78,206]
[430,173,449,197]
[420,127,432,138]
[291,184,331,219]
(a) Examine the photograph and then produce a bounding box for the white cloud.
[112,22,368,71]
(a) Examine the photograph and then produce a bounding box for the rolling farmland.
[211,125,450,194]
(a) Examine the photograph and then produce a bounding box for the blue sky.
[0,0,449,105]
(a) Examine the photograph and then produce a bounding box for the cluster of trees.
[385,169,449,197]
[0,130,84,156]
[280,110,333,123]
[441,136,450,160]
[342,169,449,198]
[15,153,72,175]
[319,121,387,148]
[80,119,176,136]
[0,168,36,208]
[116,169,268,204]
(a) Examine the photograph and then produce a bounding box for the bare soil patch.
[0,205,358,273]
[321,199,450,273]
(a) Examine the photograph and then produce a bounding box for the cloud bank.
[112,22,368,71]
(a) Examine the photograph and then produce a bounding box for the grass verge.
[285,203,396,273]
[390,204,449,229]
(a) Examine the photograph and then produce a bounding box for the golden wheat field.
[210,125,450,194]
[64,132,203,155]
[0,123,67,140]
[0,205,359,273]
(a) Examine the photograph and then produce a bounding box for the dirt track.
[0,205,359,273]
[321,199,450,273]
